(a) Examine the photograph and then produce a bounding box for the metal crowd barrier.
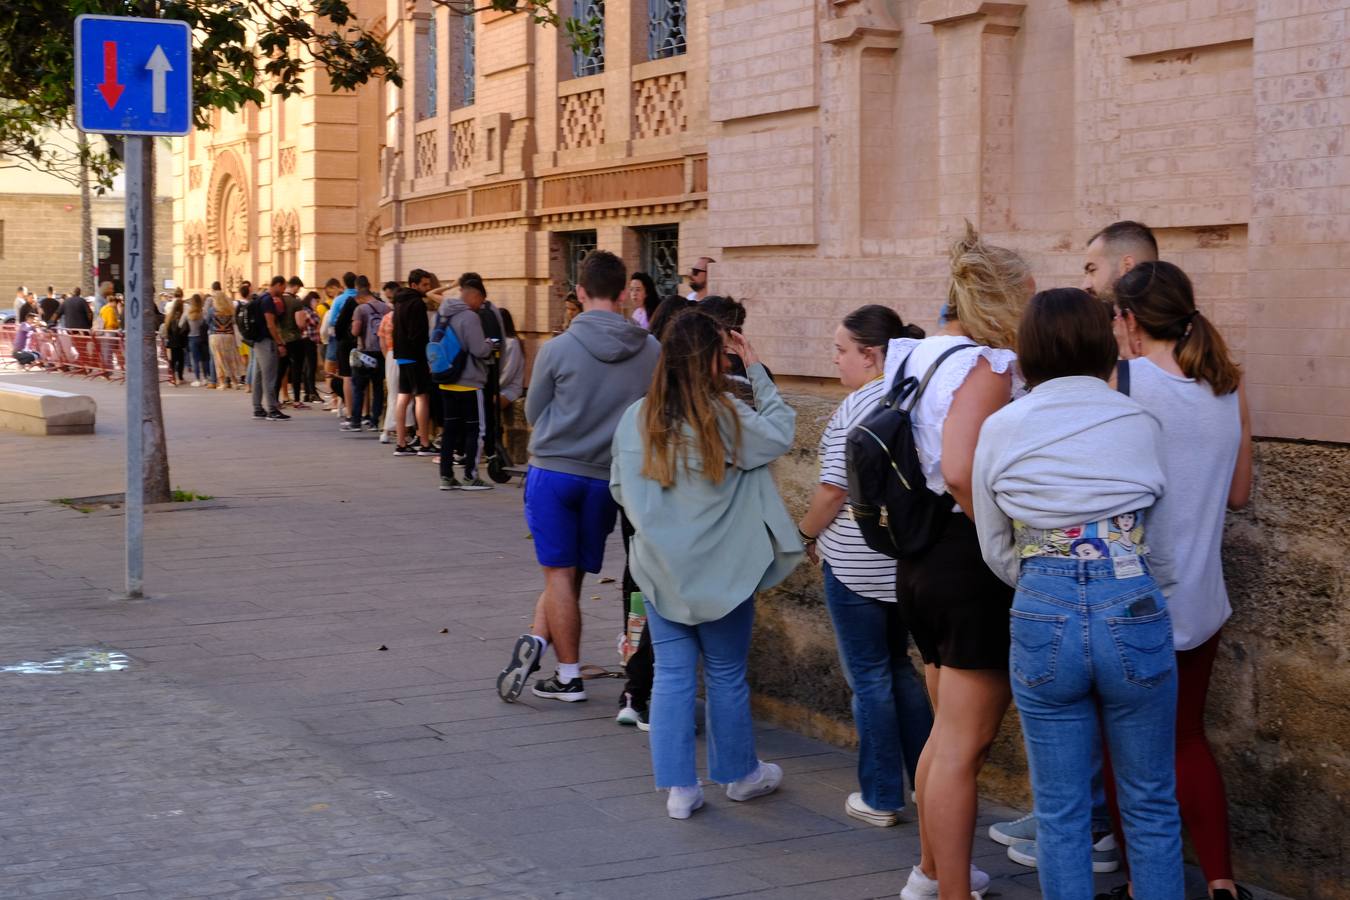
[0,323,170,383]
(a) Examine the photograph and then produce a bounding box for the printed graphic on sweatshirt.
[1015,510,1148,561]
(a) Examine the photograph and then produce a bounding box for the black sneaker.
[392,444,417,457]
[253,410,267,420]
[531,672,588,703]
[416,443,438,457]
[266,410,291,421]
[1094,886,1131,900]
[1212,889,1253,900]
[496,635,543,703]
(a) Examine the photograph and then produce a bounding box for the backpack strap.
[1115,358,1131,396]
[900,343,980,413]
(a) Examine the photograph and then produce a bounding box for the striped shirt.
[816,378,896,602]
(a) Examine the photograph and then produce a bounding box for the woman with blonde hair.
[888,223,1033,900]
[209,288,245,389]
[610,311,802,820]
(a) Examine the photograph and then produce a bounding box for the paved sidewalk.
[0,371,1258,899]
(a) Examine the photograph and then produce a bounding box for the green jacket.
[609,363,803,625]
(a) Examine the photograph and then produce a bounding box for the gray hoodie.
[436,297,494,389]
[526,310,660,480]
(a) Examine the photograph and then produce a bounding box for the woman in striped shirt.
[797,304,934,829]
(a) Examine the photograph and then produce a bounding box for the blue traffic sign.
[75,15,192,136]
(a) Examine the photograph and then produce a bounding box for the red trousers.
[1105,630,1233,883]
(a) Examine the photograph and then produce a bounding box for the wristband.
[798,527,817,544]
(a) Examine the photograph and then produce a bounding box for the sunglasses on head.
[691,267,705,275]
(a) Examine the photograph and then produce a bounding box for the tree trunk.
[79,133,96,295]
[131,143,172,504]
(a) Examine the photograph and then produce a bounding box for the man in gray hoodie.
[435,278,495,490]
[497,250,661,704]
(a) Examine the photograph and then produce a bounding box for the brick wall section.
[1245,0,1350,443]
[707,128,817,248]
[708,0,817,121]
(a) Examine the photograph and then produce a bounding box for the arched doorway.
[206,150,253,291]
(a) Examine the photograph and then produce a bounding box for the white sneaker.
[667,785,704,820]
[190,380,201,387]
[379,432,392,444]
[899,864,991,899]
[725,761,783,802]
[845,791,898,827]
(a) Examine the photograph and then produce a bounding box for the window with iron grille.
[461,13,476,107]
[563,230,598,291]
[639,225,680,299]
[648,0,686,60]
[570,0,605,78]
[417,20,437,120]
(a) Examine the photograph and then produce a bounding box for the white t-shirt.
[882,335,1021,509]
[1125,357,1240,650]
[816,377,897,602]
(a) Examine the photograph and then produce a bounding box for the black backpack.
[845,344,978,559]
[238,294,267,345]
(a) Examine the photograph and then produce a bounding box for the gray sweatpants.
[251,338,280,414]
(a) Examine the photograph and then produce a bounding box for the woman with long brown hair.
[1100,260,1253,900]
[610,311,802,820]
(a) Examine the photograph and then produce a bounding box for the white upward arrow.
[146,45,172,114]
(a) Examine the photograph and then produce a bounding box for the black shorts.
[336,339,355,377]
[896,512,1013,670]
[397,360,431,395]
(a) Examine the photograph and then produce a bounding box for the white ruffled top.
[882,335,1022,508]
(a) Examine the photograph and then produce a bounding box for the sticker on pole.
[75,15,191,136]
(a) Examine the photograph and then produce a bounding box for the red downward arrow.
[98,41,124,109]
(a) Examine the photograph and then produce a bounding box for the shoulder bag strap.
[901,343,980,413]
[1115,358,1131,396]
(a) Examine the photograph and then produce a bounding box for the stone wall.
[0,193,173,299]
[753,388,1349,900]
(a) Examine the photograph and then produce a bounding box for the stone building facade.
[377,0,710,335]
[170,0,1348,893]
[170,0,385,296]
[0,132,172,300]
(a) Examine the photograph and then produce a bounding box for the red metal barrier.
[0,323,170,382]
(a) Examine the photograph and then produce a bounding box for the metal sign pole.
[123,135,149,599]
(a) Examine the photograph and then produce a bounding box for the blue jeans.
[645,597,758,789]
[1011,557,1182,900]
[822,563,931,810]
[188,334,210,381]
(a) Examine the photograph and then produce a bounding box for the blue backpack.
[427,314,468,384]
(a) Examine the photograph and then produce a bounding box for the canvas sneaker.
[439,476,461,491]
[496,635,543,703]
[989,811,1037,846]
[459,478,493,492]
[725,761,783,802]
[1008,832,1120,873]
[899,864,991,899]
[616,692,645,727]
[531,672,588,702]
[667,785,704,820]
[845,791,899,827]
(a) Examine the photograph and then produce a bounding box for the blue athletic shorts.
[523,467,618,573]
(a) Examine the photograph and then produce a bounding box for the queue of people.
[494,226,1251,900]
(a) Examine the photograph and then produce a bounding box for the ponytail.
[1115,261,1240,396]
[841,304,923,353]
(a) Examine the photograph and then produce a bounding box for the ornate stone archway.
[206,149,253,290]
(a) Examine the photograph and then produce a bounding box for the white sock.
[530,635,549,657]
[557,662,581,682]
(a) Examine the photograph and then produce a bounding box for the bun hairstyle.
[947,221,1032,350]
[1114,261,1240,396]
[841,304,924,356]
